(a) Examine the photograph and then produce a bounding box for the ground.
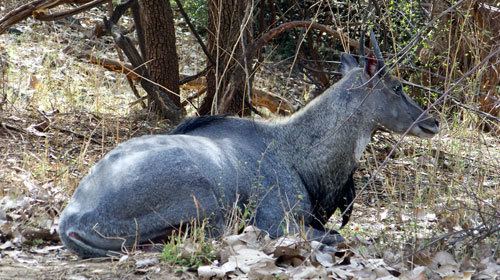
[1,6,499,280]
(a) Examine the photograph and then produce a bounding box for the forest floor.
[1,7,499,280]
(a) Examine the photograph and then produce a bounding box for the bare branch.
[77,52,139,80]
[0,0,105,34]
[247,20,369,61]
[0,0,45,34]
[33,0,107,21]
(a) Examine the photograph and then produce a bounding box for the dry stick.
[109,0,136,24]
[77,52,138,79]
[239,1,255,114]
[80,49,208,87]
[33,0,107,21]
[0,0,45,34]
[173,0,215,66]
[179,67,209,85]
[0,0,109,34]
[286,3,325,88]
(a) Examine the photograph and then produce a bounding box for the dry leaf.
[289,266,328,280]
[135,257,159,269]
[29,74,40,90]
[228,248,274,274]
[313,250,334,268]
[399,266,428,280]
[431,251,461,278]
[246,260,283,279]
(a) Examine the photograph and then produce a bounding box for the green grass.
[161,222,217,268]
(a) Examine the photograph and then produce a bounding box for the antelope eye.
[393,85,402,93]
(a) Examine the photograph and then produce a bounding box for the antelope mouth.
[416,123,439,138]
[64,228,129,258]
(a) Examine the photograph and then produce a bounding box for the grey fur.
[59,40,439,258]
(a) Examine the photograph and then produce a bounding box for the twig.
[1,122,22,138]
[173,0,215,66]
[179,67,210,85]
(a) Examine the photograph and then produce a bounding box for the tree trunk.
[138,0,180,108]
[200,0,251,116]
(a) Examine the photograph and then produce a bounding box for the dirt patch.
[0,250,195,280]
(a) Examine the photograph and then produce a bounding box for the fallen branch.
[252,89,294,115]
[79,51,209,88]
[77,52,139,80]
[33,0,107,21]
[0,0,103,34]
[0,0,45,34]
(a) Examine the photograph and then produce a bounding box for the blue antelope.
[59,32,439,258]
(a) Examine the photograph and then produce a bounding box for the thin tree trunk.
[200,0,251,116]
[138,0,180,108]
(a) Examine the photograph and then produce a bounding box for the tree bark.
[200,0,251,116]
[138,0,180,108]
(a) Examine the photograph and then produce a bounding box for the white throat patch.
[354,135,371,161]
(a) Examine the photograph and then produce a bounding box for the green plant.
[172,0,207,32]
[161,221,217,268]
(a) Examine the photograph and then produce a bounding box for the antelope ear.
[365,54,378,77]
[340,53,358,75]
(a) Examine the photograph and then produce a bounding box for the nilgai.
[59,32,439,258]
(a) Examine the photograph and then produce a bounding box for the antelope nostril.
[68,231,81,240]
